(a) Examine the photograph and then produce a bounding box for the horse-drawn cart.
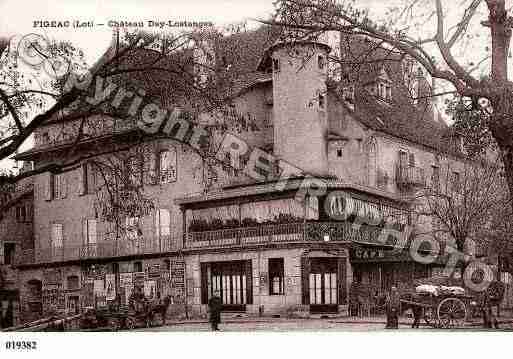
[398,275,505,329]
[400,291,471,328]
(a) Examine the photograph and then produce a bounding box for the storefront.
[350,247,432,294]
[300,250,349,314]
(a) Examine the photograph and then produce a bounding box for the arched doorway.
[25,279,43,322]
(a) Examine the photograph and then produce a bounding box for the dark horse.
[147,295,172,327]
[398,294,425,328]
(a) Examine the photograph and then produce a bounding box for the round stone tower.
[271,40,331,177]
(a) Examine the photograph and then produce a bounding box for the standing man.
[208,290,222,331]
[385,286,401,329]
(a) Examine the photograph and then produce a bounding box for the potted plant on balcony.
[239,217,263,244]
[269,214,303,242]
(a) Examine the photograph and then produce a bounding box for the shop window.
[67,275,80,290]
[163,259,171,271]
[269,258,285,295]
[201,261,253,310]
[4,243,15,265]
[133,261,143,272]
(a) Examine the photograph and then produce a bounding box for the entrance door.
[204,261,252,312]
[309,259,338,314]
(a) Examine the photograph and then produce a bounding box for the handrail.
[17,235,182,265]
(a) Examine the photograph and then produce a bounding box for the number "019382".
[5,341,37,350]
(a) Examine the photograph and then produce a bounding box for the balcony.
[16,235,181,265]
[186,221,389,249]
[396,165,426,188]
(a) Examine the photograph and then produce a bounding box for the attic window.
[273,58,280,73]
[376,82,392,102]
[318,93,325,109]
[318,55,325,70]
[343,86,355,103]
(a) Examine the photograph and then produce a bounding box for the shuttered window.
[159,148,177,184]
[83,219,97,245]
[51,223,63,248]
[155,209,171,238]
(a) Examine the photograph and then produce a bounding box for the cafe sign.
[353,248,386,260]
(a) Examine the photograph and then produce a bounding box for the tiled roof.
[335,35,457,155]
[37,28,459,156]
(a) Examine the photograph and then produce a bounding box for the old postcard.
[0,0,512,357]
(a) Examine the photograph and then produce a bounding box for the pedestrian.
[385,286,401,329]
[208,290,222,331]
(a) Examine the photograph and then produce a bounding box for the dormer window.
[318,55,325,70]
[376,81,392,102]
[343,86,355,103]
[318,93,325,109]
[273,58,280,73]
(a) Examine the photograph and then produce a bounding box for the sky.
[0,0,398,66]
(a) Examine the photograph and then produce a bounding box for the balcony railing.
[396,165,426,188]
[16,235,181,265]
[186,221,388,249]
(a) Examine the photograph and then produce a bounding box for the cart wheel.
[437,298,467,328]
[423,307,435,326]
[126,318,136,330]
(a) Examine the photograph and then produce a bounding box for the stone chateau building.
[0,28,472,324]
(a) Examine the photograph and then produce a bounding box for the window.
[399,150,408,167]
[86,163,99,194]
[451,171,460,191]
[15,205,26,223]
[431,165,440,191]
[269,258,285,295]
[159,149,177,184]
[376,82,392,102]
[155,209,171,238]
[133,261,143,273]
[51,223,63,248]
[4,243,15,265]
[53,173,67,199]
[318,55,325,70]
[83,219,97,245]
[337,148,343,158]
[163,259,171,271]
[408,153,415,167]
[357,139,363,152]
[343,86,355,103]
[272,58,280,72]
[126,156,143,187]
[318,93,325,109]
[126,217,141,240]
[201,261,253,308]
[67,275,80,290]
